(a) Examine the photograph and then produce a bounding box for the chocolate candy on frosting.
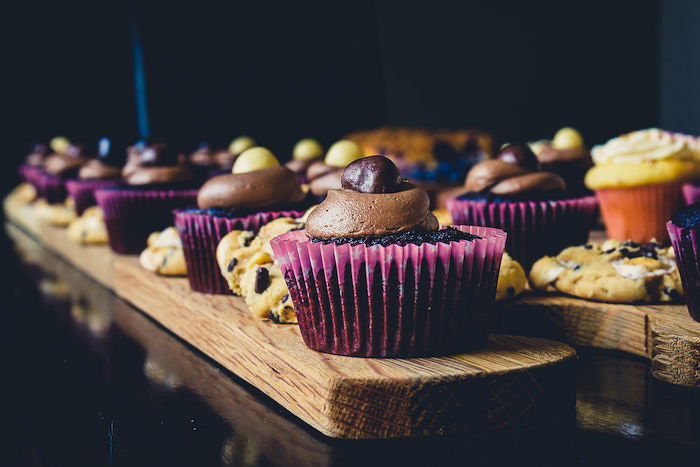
[307,140,366,197]
[496,144,540,171]
[340,155,402,193]
[232,147,280,174]
[229,136,256,155]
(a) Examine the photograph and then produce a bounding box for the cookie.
[67,206,108,245]
[8,183,37,204]
[37,198,77,226]
[256,217,304,255]
[216,230,269,295]
[495,252,527,301]
[139,227,187,276]
[530,240,683,303]
[239,263,297,323]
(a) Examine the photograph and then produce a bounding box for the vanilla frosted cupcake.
[585,128,700,242]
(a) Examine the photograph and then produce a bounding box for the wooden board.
[499,294,700,388]
[5,200,577,439]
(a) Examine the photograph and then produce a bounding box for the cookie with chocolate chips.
[530,239,683,303]
[239,263,297,324]
[215,230,267,295]
[139,227,187,276]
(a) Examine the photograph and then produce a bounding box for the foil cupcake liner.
[271,225,507,357]
[95,187,199,254]
[667,221,700,323]
[174,208,305,294]
[65,179,121,215]
[446,196,598,269]
[682,183,700,205]
[34,171,68,203]
[596,183,682,243]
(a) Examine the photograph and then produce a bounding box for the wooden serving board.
[4,200,577,439]
[499,294,700,388]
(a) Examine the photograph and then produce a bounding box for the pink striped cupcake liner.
[667,221,700,323]
[174,208,305,294]
[446,196,598,270]
[271,225,507,357]
[95,187,199,254]
[65,179,121,215]
[682,183,700,206]
[34,171,68,203]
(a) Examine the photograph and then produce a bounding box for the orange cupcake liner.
[595,182,683,243]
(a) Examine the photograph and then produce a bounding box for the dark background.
[3,0,699,193]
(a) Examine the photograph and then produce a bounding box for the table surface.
[1,227,699,467]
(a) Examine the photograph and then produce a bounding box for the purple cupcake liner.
[271,225,507,357]
[95,188,199,254]
[174,209,306,294]
[18,164,43,188]
[446,196,598,270]
[34,171,68,203]
[682,183,700,205]
[667,221,700,323]
[65,179,121,215]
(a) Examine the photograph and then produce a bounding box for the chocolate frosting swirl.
[25,144,48,166]
[305,183,438,238]
[79,159,122,180]
[43,153,89,176]
[124,166,194,185]
[197,166,305,210]
[285,157,321,175]
[464,160,565,195]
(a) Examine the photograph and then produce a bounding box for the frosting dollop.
[463,159,565,196]
[79,159,122,180]
[25,143,48,166]
[43,145,89,176]
[121,143,193,185]
[197,166,305,210]
[306,183,438,238]
[591,128,694,164]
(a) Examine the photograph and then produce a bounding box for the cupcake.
[188,137,253,175]
[306,140,364,198]
[585,128,700,243]
[95,143,200,254]
[174,146,307,294]
[271,155,507,357]
[446,144,598,269]
[529,127,594,197]
[284,138,323,182]
[36,139,90,203]
[667,204,700,322]
[18,142,49,191]
[65,138,124,215]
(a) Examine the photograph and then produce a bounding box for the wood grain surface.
[499,295,700,388]
[5,200,577,439]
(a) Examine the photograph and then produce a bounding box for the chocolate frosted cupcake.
[95,143,199,254]
[305,139,364,198]
[285,138,323,182]
[36,139,90,203]
[174,147,307,294]
[271,156,506,357]
[446,144,598,269]
[65,138,124,215]
[530,127,594,197]
[18,143,49,192]
[667,204,700,323]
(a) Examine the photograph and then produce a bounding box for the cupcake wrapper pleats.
[667,221,700,323]
[66,179,120,215]
[271,225,507,357]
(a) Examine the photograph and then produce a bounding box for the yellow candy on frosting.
[232,147,280,174]
[552,127,583,149]
[229,136,256,155]
[50,136,71,154]
[293,138,323,161]
[325,140,364,167]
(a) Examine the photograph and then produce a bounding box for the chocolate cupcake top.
[43,143,90,176]
[307,140,365,197]
[197,147,305,210]
[79,159,122,180]
[189,142,236,170]
[285,138,324,175]
[122,143,194,185]
[461,144,566,198]
[24,143,48,166]
[671,203,700,229]
[306,156,439,238]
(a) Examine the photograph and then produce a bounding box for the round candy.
[50,136,71,154]
[341,155,402,193]
[232,147,280,174]
[293,138,323,161]
[552,127,583,149]
[229,136,256,155]
[325,140,364,167]
[496,144,539,171]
